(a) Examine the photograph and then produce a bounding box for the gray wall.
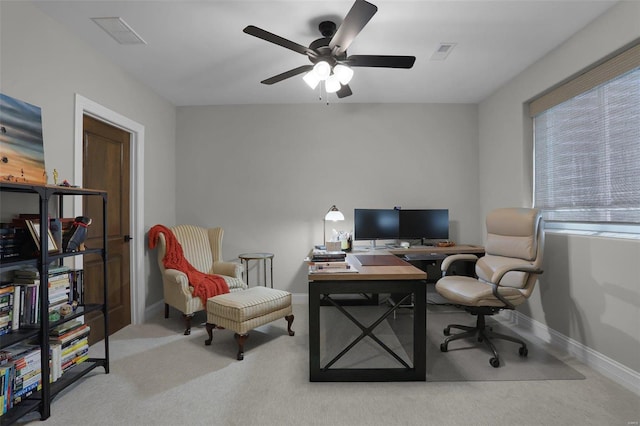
[0,2,177,307]
[2,0,638,378]
[478,1,640,372]
[176,104,481,293]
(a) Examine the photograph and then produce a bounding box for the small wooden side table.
[238,252,274,288]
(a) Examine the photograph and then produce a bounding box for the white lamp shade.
[325,74,341,93]
[303,71,320,89]
[313,61,331,80]
[325,205,345,221]
[333,64,354,85]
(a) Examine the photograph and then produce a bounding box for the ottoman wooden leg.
[234,333,249,360]
[164,303,170,319]
[204,323,216,345]
[285,314,295,336]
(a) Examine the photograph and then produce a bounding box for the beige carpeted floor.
[19,302,640,426]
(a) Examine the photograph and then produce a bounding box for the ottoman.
[205,286,294,360]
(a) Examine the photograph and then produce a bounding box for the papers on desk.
[308,261,358,274]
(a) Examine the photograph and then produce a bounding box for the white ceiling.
[32,0,617,106]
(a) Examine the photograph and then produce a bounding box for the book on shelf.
[0,363,15,415]
[70,269,84,305]
[13,282,39,328]
[0,342,42,407]
[51,324,90,348]
[49,343,61,382]
[0,285,20,332]
[13,264,70,278]
[50,319,83,337]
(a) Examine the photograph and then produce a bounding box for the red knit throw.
[148,224,229,306]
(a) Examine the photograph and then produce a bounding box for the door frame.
[73,93,145,325]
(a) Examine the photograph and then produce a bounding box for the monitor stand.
[367,240,387,250]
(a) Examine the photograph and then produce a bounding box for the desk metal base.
[309,279,426,382]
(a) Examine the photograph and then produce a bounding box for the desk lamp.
[324,205,344,246]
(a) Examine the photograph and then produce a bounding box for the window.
[530,42,640,234]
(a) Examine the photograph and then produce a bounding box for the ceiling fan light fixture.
[333,64,354,85]
[325,74,341,93]
[313,61,331,80]
[303,71,321,89]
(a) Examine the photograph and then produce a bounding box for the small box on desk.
[325,241,341,251]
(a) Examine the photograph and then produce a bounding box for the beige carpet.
[18,303,639,426]
[320,303,584,381]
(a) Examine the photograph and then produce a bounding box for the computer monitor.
[354,209,399,248]
[398,209,449,241]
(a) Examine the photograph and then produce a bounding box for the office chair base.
[440,312,528,368]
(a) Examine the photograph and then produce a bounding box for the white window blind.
[533,49,640,225]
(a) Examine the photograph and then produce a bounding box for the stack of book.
[13,265,73,327]
[308,260,357,274]
[0,342,42,407]
[0,285,19,335]
[308,249,356,273]
[49,321,90,382]
[0,224,22,261]
[0,361,14,415]
[310,249,346,262]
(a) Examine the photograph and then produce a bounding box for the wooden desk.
[386,244,485,283]
[308,254,427,382]
[386,244,485,256]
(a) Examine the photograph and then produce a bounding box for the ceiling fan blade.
[260,65,313,85]
[244,25,316,57]
[346,55,416,68]
[336,84,353,98]
[329,0,378,55]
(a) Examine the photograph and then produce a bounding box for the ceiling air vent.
[430,43,457,61]
[91,17,146,45]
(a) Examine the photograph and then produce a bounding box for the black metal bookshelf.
[0,182,109,424]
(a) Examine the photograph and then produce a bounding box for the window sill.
[544,222,640,240]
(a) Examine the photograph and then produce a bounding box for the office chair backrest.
[476,208,544,292]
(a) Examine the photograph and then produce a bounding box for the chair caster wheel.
[490,357,500,368]
[440,343,448,352]
[443,327,450,336]
[519,346,528,357]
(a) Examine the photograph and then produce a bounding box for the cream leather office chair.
[435,208,544,367]
[154,225,247,335]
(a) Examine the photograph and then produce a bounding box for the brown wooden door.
[82,115,131,344]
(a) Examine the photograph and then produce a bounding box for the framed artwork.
[25,219,58,253]
[0,93,47,184]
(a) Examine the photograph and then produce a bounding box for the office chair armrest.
[441,254,479,276]
[491,264,544,285]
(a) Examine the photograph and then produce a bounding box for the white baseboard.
[292,293,308,305]
[500,310,640,396]
[145,300,164,321]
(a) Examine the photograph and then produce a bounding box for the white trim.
[544,222,640,240]
[74,94,145,325]
[291,293,308,305]
[499,310,640,396]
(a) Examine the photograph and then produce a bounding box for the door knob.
[124,235,133,242]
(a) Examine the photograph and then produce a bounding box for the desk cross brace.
[321,293,413,371]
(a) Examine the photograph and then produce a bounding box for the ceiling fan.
[243,0,416,98]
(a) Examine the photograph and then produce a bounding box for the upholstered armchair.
[155,225,247,334]
[435,208,544,368]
